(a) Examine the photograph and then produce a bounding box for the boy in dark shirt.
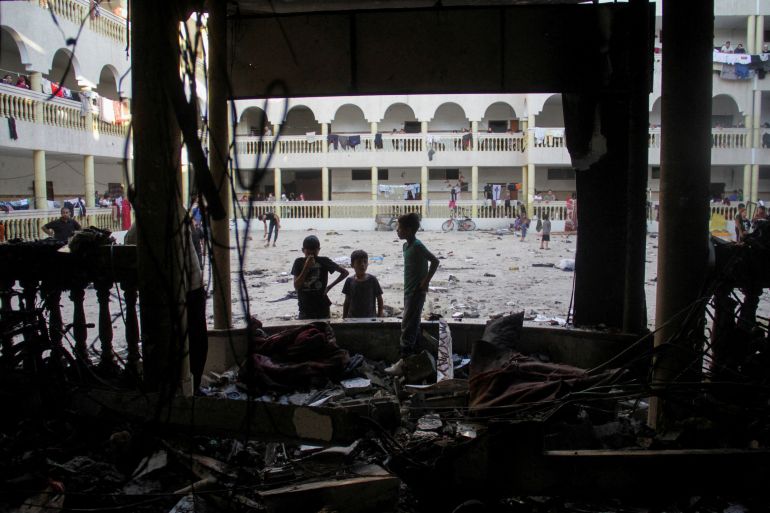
[43,207,81,241]
[342,250,384,318]
[291,235,349,319]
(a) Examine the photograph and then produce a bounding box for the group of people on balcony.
[715,41,770,80]
[1,73,30,89]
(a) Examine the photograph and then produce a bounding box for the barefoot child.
[342,250,384,318]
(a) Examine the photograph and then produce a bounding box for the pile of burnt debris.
[2,312,770,512]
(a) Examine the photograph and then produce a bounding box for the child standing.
[393,213,439,362]
[291,235,349,319]
[540,212,551,249]
[342,250,384,318]
[520,212,530,241]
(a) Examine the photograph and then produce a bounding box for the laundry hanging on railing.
[99,97,116,123]
[328,133,339,149]
[306,131,316,142]
[374,132,383,149]
[349,134,361,148]
[713,50,752,65]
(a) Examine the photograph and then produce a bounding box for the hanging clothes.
[41,78,53,96]
[492,184,502,201]
[349,134,361,147]
[339,135,350,150]
[99,97,116,123]
[328,134,339,149]
[374,133,383,149]
[7,117,18,140]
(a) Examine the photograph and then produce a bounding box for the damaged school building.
[3,0,770,512]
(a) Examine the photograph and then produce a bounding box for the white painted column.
[757,16,765,52]
[527,114,535,149]
[527,164,536,206]
[83,155,95,210]
[471,120,479,150]
[29,72,43,122]
[421,121,428,151]
[745,114,753,148]
[274,168,282,201]
[743,164,752,202]
[322,166,330,218]
[321,122,328,153]
[752,164,760,203]
[33,150,47,210]
[748,15,757,54]
[421,166,428,216]
[371,166,378,216]
[471,165,478,217]
[753,90,762,148]
[521,166,528,211]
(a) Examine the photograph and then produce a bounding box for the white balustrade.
[37,0,127,45]
[0,208,121,241]
[43,99,86,130]
[0,86,37,122]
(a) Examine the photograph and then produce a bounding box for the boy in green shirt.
[393,213,439,362]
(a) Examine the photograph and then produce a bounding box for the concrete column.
[753,90,762,148]
[181,165,189,207]
[745,114,753,148]
[371,122,378,135]
[421,121,428,152]
[29,72,43,122]
[81,86,94,132]
[371,166,378,216]
[33,150,47,209]
[757,16,765,53]
[748,15,757,54]
[650,0,714,428]
[274,168,282,200]
[208,0,231,330]
[743,164,752,201]
[527,164,536,205]
[471,165,479,217]
[322,167,330,218]
[521,165,528,211]
[83,155,95,210]
[752,164,760,203]
[421,166,429,215]
[321,123,328,153]
[527,114,536,149]
[471,120,479,150]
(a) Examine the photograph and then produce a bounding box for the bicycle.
[442,210,476,232]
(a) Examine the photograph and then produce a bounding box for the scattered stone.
[483,272,496,277]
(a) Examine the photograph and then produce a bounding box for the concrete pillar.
[527,114,536,149]
[181,165,189,207]
[471,120,479,150]
[421,121,428,152]
[208,0,231,330]
[745,114,753,148]
[371,122,378,135]
[371,166,378,216]
[748,15,757,54]
[29,72,43,122]
[421,166,429,215]
[83,155,95,210]
[752,164,760,203]
[521,165,528,211]
[753,90,762,148]
[33,150,47,209]
[757,16,765,53]
[321,122,328,153]
[650,0,714,428]
[743,164,752,201]
[274,168,282,200]
[471,165,478,217]
[527,164,536,206]
[322,167,330,218]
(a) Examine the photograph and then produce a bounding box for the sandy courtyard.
[217,228,662,328]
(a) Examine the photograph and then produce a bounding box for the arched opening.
[49,48,81,91]
[429,102,468,131]
[712,94,741,127]
[96,65,120,100]
[331,104,367,132]
[482,101,517,132]
[381,103,417,132]
[650,97,662,127]
[281,105,320,135]
[238,107,269,136]
[0,26,28,82]
[535,94,563,127]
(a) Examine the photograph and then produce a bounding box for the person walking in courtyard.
[387,213,439,372]
[342,249,384,318]
[291,235,349,319]
[520,212,530,241]
[43,207,81,241]
[540,212,551,249]
[260,211,280,247]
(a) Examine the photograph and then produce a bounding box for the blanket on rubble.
[239,321,350,391]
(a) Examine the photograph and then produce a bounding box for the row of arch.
[239,94,746,135]
[1,25,125,99]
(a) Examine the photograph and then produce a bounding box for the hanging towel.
[41,78,53,96]
[339,135,350,149]
[100,97,116,123]
[8,117,18,140]
[534,127,546,145]
[328,133,339,149]
[349,134,361,147]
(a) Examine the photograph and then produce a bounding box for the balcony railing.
[37,0,127,45]
[0,209,123,241]
[0,84,130,137]
[648,127,750,150]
